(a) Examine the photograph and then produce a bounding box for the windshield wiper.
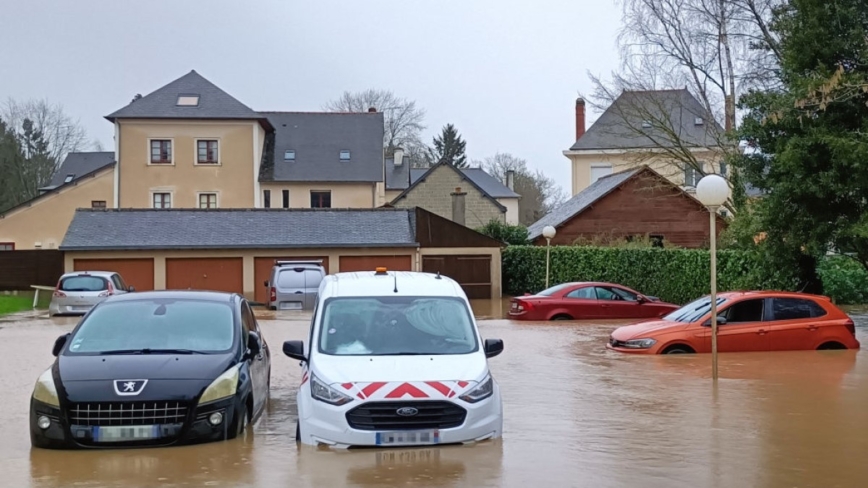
[99,348,205,355]
[375,352,438,356]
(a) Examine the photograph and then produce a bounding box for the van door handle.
[757,329,767,335]
[295,291,303,294]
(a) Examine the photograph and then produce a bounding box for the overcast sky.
[0,0,621,196]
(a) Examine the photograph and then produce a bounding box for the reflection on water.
[2,309,868,487]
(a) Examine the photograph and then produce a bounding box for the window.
[340,150,351,161]
[176,95,200,106]
[310,190,331,208]
[64,174,74,183]
[590,164,612,184]
[663,296,728,323]
[536,283,573,296]
[91,200,107,209]
[683,162,704,187]
[150,140,172,164]
[719,161,728,177]
[263,190,271,208]
[722,299,765,323]
[595,287,639,301]
[0,243,14,251]
[60,275,108,292]
[198,193,217,209]
[153,192,172,209]
[771,298,827,320]
[197,140,219,164]
[111,274,128,291]
[284,150,296,161]
[566,287,596,299]
[282,189,289,209]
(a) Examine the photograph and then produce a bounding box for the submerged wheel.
[228,402,248,439]
[817,342,847,350]
[662,345,694,354]
[551,314,573,321]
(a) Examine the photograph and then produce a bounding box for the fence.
[0,250,64,291]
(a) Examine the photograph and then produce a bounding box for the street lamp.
[542,225,556,289]
[695,174,731,381]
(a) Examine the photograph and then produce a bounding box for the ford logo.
[396,407,419,417]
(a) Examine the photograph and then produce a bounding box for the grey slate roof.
[105,70,267,124]
[259,112,385,183]
[527,168,641,240]
[571,89,724,151]
[388,162,508,211]
[43,152,115,190]
[384,159,519,198]
[60,209,418,251]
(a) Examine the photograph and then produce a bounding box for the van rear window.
[60,276,108,292]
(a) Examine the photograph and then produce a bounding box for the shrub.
[817,256,868,305]
[475,219,529,246]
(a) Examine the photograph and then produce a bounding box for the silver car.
[48,271,133,316]
[264,260,325,311]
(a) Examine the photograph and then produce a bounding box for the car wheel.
[229,402,248,439]
[662,345,693,354]
[295,421,300,442]
[551,314,572,321]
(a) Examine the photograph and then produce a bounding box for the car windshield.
[60,275,108,292]
[663,296,728,323]
[318,296,478,356]
[65,299,235,354]
[536,283,574,296]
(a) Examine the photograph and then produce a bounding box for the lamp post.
[695,174,731,381]
[542,226,556,289]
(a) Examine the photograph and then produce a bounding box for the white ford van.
[282,268,504,448]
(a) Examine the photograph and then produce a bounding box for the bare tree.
[1,98,90,166]
[477,153,567,225]
[324,89,427,157]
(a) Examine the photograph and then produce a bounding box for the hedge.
[817,256,868,305]
[502,246,800,305]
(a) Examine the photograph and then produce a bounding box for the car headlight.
[310,373,353,406]
[33,368,60,407]
[459,374,494,403]
[622,338,657,349]
[199,365,241,404]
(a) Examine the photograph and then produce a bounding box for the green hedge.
[502,246,799,305]
[817,256,868,305]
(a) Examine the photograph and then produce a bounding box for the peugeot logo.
[113,379,148,396]
[396,407,419,417]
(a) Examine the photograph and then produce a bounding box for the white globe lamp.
[542,226,556,288]
[695,174,731,208]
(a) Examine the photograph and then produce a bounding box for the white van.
[282,268,504,449]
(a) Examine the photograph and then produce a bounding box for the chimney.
[394,147,404,167]
[575,97,586,141]
[506,170,515,190]
[451,187,466,226]
[368,107,377,113]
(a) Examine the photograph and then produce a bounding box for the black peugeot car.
[30,290,271,449]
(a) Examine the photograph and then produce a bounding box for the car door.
[276,268,306,310]
[562,285,602,319]
[766,297,826,351]
[594,286,640,318]
[303,268,324,310]
[608,286,648,318]
[241,301,269,415]
[703,298,770,352]
[110,274,129,295]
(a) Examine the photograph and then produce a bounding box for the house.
[0,70,389,250]
[526,166,727,248]
[385,152,520,227]
[563,90,728,198]
[60,206,505,300]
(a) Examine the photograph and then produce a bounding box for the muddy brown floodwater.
[2,300,868,487]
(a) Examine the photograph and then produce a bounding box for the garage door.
[253,256,329,304]
[73,258,155,291]
[166,258,243,294]
[422,255,492,299]
[339,255,412,273]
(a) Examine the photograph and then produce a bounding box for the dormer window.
[694,117,704,126]
[284,150,296,161]
[176,94,199,106]
[340,150,351,161]
[64,174,74,183]
[641,120,652,128]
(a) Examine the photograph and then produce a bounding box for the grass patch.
[0,291,51,316]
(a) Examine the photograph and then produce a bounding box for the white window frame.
[197,192,219,209]
[194,138,222,166]
[147,138,175,166]
[150,190,174,209]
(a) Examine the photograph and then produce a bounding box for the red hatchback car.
[508,282,680,321]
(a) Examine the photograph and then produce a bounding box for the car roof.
[102,289,240,303]
[320,270,467,298]
[717,290,833,301]
[61,271,118,278]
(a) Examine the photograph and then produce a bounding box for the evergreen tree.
[430,124,467,168]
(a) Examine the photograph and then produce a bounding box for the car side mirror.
[263,281,269,287]
[702,316,727,326]
[637,295,647,303]
[483,338,504,358]
[52,333,69,356]
[247,331,263,357]
[283,340,306,361]
[128,286,135,292]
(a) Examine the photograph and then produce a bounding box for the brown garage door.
[339,255,412,273]
[73,258,155,291]
[166,258,243,294]
[422,255,492,299]
[253,256,330,304]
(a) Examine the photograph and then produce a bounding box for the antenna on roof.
[435,271,442,279]
[393,273,399,293]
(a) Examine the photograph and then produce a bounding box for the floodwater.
[2,300,868,487]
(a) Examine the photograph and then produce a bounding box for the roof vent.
[694,117,704,126]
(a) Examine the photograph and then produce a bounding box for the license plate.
[376,448,437,465]
[375,430,439,446]
[94,425,160,442]
[279,301,302,310]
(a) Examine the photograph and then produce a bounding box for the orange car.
[607,291,860,354]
